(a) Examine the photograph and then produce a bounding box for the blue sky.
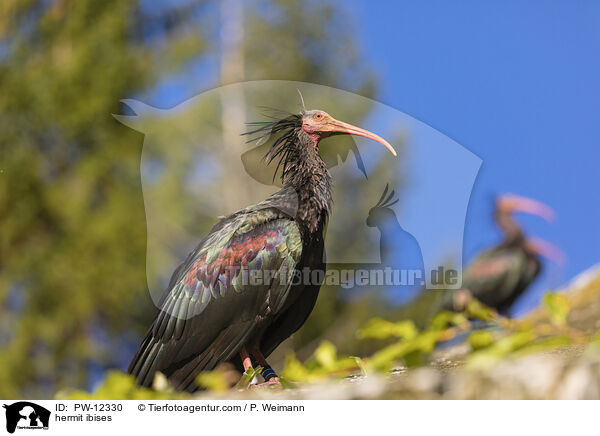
[343,1,600,314]
[143,1,600,315]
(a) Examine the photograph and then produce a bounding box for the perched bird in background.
[447,194,564,316]
[128,102,397,391]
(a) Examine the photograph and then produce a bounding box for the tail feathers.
[167,322,256,392]
[128,321,256,392]
[128,332,165,387]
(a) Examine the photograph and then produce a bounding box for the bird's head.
[495,194,565,264]
[495,194,555,222]
[245,98,396,185]
[299,109,397,156]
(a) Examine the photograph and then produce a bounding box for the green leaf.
[512,336,573,356]
[237,366,263,389]
[465,299,496,321]
[430,311,469,331]
[543,292,570,326]
[281,353,312,382]
[314,341,337,370]
[56,371,189,400]
[467,331,536,370]
[357,318,418,340]
[468,331,494,351]
[366,330,442,371]
[282,343,359,382]
[196,371,230,392]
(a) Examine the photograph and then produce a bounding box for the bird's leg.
[252,349,280,385]
[240,346,253,372]
[239,346,259,386]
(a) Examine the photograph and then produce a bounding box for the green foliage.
[12,0,590,400]
[244,0,376,94]
[464,299,496,322]
[363,312,467,372]
[1,0,170,398]
[1,0,380,399]
[56,371,189,400]
[464,291,579,369]
[75,286,599,394]
[543,292,571,326]
[466,331,537,369]
[367,330,440,371]
[196,371,231,392]
[281,341,360,382]
[236,366,264,389]
[281,311,469,381]
[468,331,494,350]
[358,318,418,340]
[430,311,469,331]
[271,291,592,386]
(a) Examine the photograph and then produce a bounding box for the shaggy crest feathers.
[244,110,332,223]
[244,113,303,184]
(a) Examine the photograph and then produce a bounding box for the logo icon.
[2,402,50,434]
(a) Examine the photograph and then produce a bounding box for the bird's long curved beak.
[498,194,555,222]
[526,237,566,266]
[329,119,397,156]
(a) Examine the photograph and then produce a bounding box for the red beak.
[525,237,566,266]
[497,194,555,222]
[329,119,397,157]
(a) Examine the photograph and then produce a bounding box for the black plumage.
[128,106,396,390]
[447,194,560,316]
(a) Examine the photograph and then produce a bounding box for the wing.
[128,209,302,391]
[462,247,526,308]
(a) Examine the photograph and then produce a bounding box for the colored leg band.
[262,366,277,381]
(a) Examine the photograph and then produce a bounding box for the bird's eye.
[314,113,323,120]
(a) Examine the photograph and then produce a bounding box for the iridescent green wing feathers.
[462,247,528,308]
[128,204,302,390]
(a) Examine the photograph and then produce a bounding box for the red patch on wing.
[182,229,280,290]
[469,257,512,279]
